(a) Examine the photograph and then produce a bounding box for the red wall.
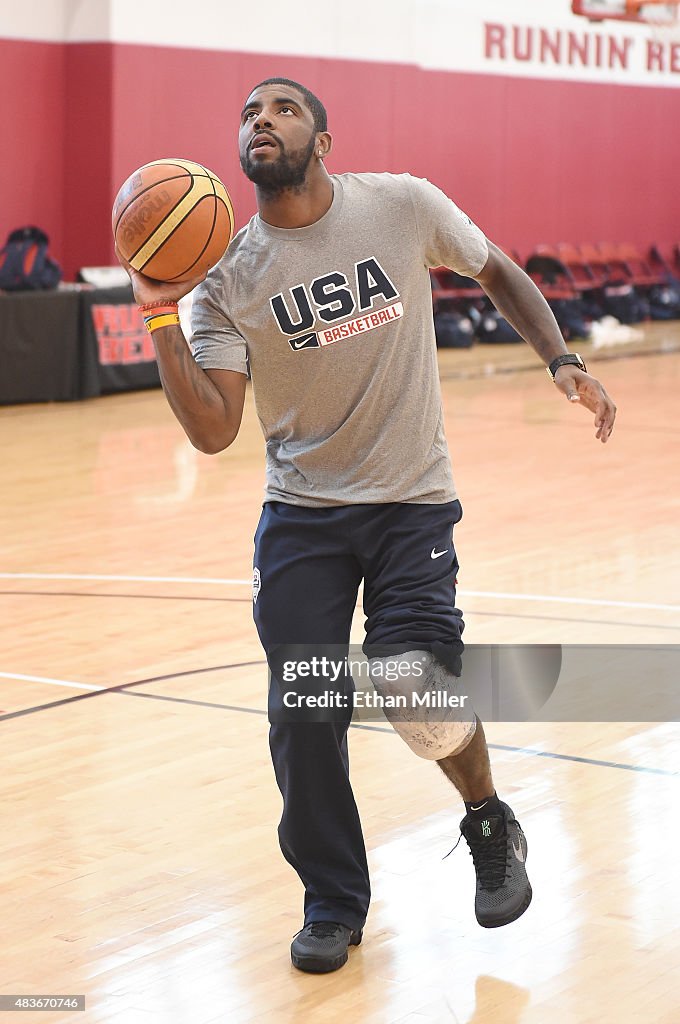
[1,38,678,279]
[0,39,66,260]
[63,44,114,277]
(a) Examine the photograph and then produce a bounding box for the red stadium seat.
[556,243,605,291]
[534,244,560,259]
[673,244,680,278]
[430,268,483,314]
[597,242,633,284]
[648,244,674,281]
[525,252,580,300]
[577,243,611,288]
[615,243,666,288]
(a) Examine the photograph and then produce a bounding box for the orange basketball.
[112,158,235,283]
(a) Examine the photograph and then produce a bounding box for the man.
[119,77,616,975]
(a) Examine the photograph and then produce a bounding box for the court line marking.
[0,662,266,722]
[122,690,267,715]
[0,671,104,691]
[462,590,680,614]
[437,343,680,384]
[0,590,252,604]
[1,670,676,777]
[0,573,678,614]
[124,690,680,781]
[486,742,679,778]
[0,573,247,585]
[3,589,679,631]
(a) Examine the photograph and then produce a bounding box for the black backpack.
[434,310,475,348]
[548,298,592,341]
[473,308,523,343]
[0,226,62,291]
[602,281,649,324]
[649,281,680,320]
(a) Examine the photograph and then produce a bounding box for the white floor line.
[0,672,104,691]
[0,572,677,615]
[0,572,247,585]
[460,590,680,614]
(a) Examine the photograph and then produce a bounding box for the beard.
[240,132,317,195]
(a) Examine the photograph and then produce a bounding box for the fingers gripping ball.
[368,651,476,760]
[112,159,235,283]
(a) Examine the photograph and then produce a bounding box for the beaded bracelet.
[138,300,179,312]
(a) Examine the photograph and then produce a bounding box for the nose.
[253,112,274,131]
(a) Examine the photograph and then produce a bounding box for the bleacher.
[431,243,680,348]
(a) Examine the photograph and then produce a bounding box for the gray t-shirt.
[190,172,488,507]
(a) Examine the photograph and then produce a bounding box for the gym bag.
[434,311,475,348]
[0,226,62,292]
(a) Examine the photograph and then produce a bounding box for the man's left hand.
[553,366,617,443]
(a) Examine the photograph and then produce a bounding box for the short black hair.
[248,77,327,133]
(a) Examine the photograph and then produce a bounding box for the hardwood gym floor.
[1,331,678,1023]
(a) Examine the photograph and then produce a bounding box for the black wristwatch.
[546,353,587,382]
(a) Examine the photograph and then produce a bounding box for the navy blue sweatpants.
[252,500,465,932]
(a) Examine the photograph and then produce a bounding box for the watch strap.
[547,353,586,381]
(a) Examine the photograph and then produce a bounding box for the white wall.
[63,0,111,40]
[0,0,68,41]
[1,0,678,86]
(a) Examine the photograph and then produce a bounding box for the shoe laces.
[444,825,511,890]
[464,831,510,890]
[304,921,345,939]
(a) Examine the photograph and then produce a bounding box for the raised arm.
[474,242,616,443]
[119,258,247,455]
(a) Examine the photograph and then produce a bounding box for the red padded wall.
[1,38,678,278]
[63,44,115,279]
[0,39,65,260]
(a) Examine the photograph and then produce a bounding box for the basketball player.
[118,78,616,974]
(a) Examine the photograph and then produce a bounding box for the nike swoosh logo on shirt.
[289,333,319,350]
[431,548,449,559]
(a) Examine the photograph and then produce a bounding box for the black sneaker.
[290,921,363,973]
[460,802,532,928]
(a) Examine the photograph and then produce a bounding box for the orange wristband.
[140,305,181,322]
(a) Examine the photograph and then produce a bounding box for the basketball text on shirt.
[269,256,403,350]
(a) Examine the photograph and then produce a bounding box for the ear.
[316,132,333,159]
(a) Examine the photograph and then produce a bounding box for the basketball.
[112,158,235,283]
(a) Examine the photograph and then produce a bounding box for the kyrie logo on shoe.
[481,820,491,837]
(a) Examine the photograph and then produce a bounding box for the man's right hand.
[115,244,208,305]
